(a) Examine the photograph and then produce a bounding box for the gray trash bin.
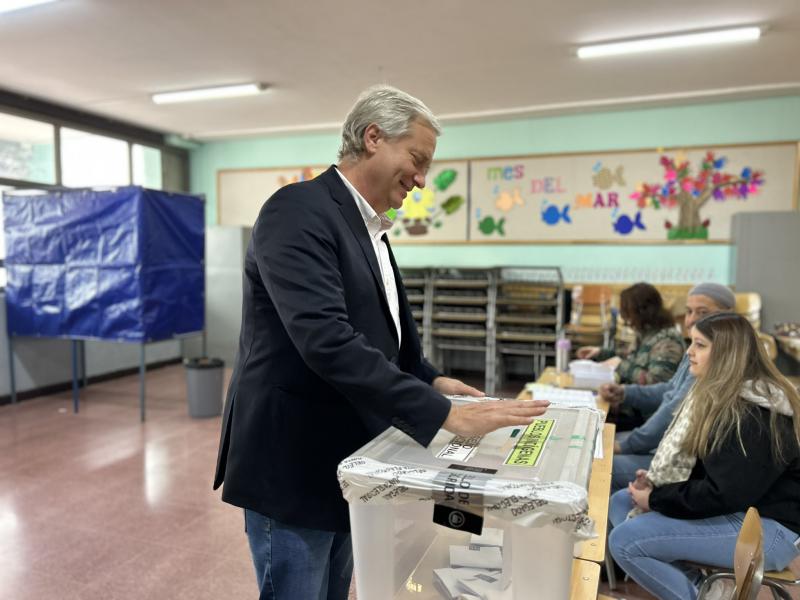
[184,357,225,418]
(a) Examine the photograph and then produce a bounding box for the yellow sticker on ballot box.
[503,419,554,467]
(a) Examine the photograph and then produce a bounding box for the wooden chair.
[567,285,614,349]
[731,292,779,360]
[696,506,762,600]
[736,292,762,330]
[696,507,799,600]
[757,331,779,361]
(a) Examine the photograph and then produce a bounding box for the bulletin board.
[469,143,798,242]
[218,165,326,226]
[389,160,469,242]
[216,142,798,243]
[217,161,470,240]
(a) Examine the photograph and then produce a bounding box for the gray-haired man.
[214,85,549,599]
[602,283,736,492]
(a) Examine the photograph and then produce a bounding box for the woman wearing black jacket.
[608,312,800,600]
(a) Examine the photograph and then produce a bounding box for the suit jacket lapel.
[319,167,397,342]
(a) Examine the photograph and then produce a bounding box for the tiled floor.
[1,366,798,600]
[1,366,255,600]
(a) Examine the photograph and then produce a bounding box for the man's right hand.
[599,383,624,406]
[442,400,550,437]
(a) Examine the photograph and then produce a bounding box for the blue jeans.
[608,490,800,600]
[611,452,654,493]
[244,509,353,600]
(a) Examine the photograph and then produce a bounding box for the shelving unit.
[493,267,564,391]
[399,266,564,395]
[429,267,495,392]
[399,267,432,357]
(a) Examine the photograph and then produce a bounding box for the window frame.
[0,112,57,185]
[0,101,178,292]
[59,126,134,188]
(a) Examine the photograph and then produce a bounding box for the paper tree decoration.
[630,151,764,240]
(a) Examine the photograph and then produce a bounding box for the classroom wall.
[190,94,800,285]
[6,96,797,398]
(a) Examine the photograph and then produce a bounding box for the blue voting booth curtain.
[3,186,205,342]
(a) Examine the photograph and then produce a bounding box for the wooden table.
[776,335,800,362]
[574,424,614,563]
[535,366,574,387]
[776,335,800,387]
[570,558,600,600]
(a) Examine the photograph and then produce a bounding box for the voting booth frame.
[3,186,206,420]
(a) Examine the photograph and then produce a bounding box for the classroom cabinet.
[400,267,564,395]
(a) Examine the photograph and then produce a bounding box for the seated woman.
[607,312,800,600]
[577,282,684,386]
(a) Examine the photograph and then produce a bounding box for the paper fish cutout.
[593,165,626,190]
[541,201,572,226]
[477,216,505,236]
[613,211,645,235]
[495,188,523,212]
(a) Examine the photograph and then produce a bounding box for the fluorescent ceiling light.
[577,26,761,59]
[0,0,59,14]
[152,83,266,105]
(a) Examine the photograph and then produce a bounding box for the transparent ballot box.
[338,402,601,600]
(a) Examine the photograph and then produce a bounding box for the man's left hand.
[433,376,484,397]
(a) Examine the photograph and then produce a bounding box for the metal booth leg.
[7,334,16,404]
[71,339,80,413]
[139,343,146,422]
[80,340,87,388]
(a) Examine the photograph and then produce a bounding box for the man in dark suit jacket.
[214,85,549,600]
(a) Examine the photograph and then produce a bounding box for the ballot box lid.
[338,400,601,538]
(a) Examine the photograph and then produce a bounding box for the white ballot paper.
[524,384,597,409]
[433,568,501,599]
[459,571,504,595]
[450,545,504,570]
[470,527,504,548]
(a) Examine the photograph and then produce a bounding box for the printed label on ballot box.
[504,419,554,467]
[436,434,483,463]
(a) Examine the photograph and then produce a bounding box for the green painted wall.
[190,95,800,284]
[393,243,731,284]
